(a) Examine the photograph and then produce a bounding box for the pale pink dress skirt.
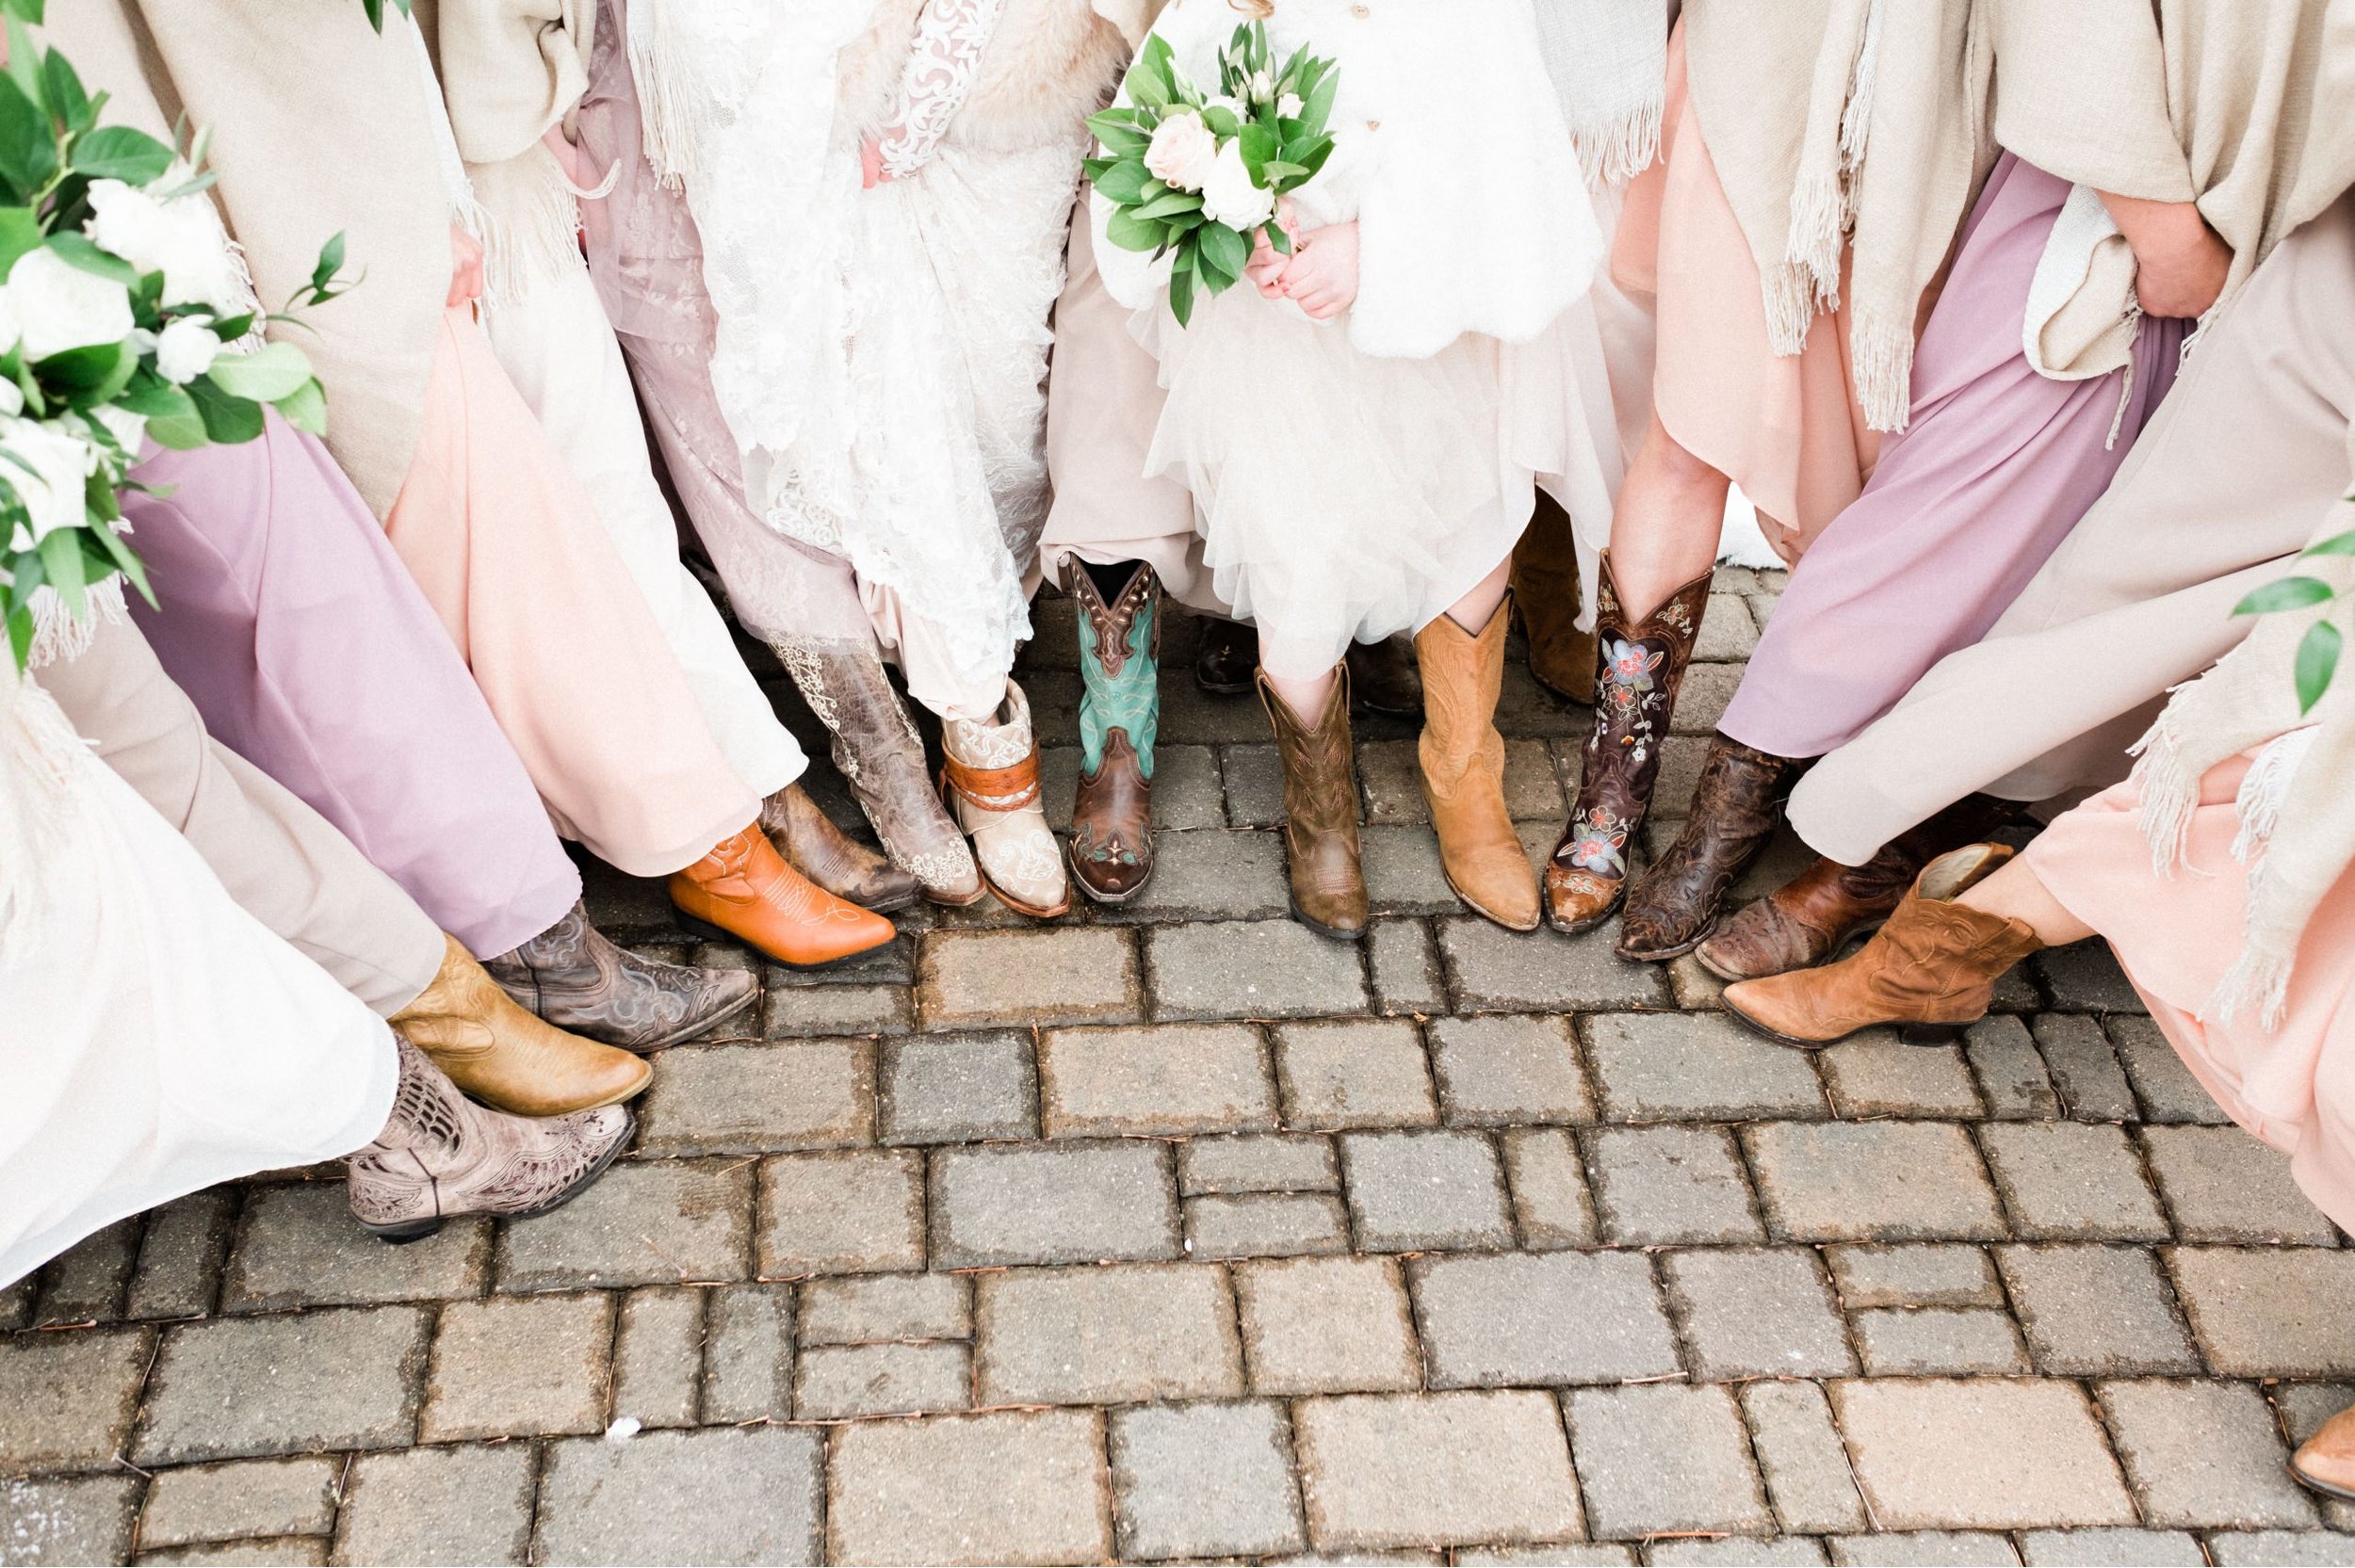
[384,304,756,878]
[2027,752,2355,1233]
[1613,25,1878,560]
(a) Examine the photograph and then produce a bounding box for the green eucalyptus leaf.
[1092,157,1153,205]
[35,522,85,620]
[33,340,122,391]
[1168,263,1195,328]
[0,205,40,277]
[90,515,153,606]
[1104,204,1165,253]
[44,230,138,285]
[2296,617,2343,715]
[2233,575,2336,617]
[1196,219,1248,283]
[2299,528,2355,558]
[203,340,314,403]
[0,70,54,198]
[41,45,88,137]
[69,123,173,184]
[1133,188,1203,220]
[187,374,264,443]
[273,377,327,437]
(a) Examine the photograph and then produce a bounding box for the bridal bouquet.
[1085,23,1339,327]
[0,15,349,670]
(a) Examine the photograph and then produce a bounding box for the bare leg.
[1957,855,2097,946]
[1265,664,1341,725]
[1444,557,1514,636]
[1611,410,1730,621]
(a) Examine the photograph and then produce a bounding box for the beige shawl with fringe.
[2129,427,2355,1030]
[1992,0,2355,381]
[41,1,451,522]
[1682,0,1994,431]
[1535,0,1669,188]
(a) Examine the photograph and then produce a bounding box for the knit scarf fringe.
[627,0,706,191]
[469,144,614,313]
[1850,309,1917,433]
[25,577,129,672]
[1762,262,1817,359]
[1570,97,1663,191]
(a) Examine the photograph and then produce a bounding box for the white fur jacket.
[1096,0,1598,361]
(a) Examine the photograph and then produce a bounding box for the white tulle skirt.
[1144,283,1567,681]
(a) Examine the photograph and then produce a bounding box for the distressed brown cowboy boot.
[1416,600,1540,930]
[2292,1405,2355,1502]
[1259,669,1368,940]
[1544,556,1712,934]
[1616,735,1809,962]
[1066,559,1161,904]
[1513,490,1596,704]
[392,934,652,1115]
[1346,635,1424,719]
[1721,846,2041,1049]
[485,900,757,1052]
[1195,617,1258,695]
[346,1041,634,1243]
[771,641,983,906]
[1697,796,2015,982]
[761,783,920,913]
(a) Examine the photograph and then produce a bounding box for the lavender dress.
[1719,156,2188,761]
[126,413,581,958]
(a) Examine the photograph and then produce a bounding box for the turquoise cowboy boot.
[1065,558,1161,902]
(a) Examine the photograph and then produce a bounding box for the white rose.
[1143,110,1217,193]
[154,316,223,383]
[6,247,134,363]
[0,416,98,554]
[89,402,147,457]
[86,177,248,315]
[0,290,21,358]
[1249,69,1275,105]
[1200,138,1275,231]
[1277,91,1304,120]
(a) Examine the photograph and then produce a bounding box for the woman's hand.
[1278,220,1359,320]
[447,223,484,308]
[1245,199,1300,298]
[2101,192,2233,320]
[861,136,889,190]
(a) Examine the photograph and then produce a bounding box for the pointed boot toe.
[486,901,758,1050]
[392,936,654,1116]
[762,784,923,913]
[2293,1408,2355,1501]
[672,826,897,969]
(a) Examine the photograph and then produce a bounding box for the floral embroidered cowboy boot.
[1544,556,1713,934]
[1066,559,1161,903]
[942,679,1071,918]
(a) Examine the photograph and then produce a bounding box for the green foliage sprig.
[2232,499,2355,715]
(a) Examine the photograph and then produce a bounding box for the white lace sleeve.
[874,0,1002,181]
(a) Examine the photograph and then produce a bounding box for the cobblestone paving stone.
[8,581,2355,1563]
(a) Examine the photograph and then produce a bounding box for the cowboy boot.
[1513,490,1597,705]
[1720,845,2041,1049]
[1259,669,1369,940]
[485,900,757,1052]
[347,1041,634,1243]
[1416,600,1540,931]
[1616,735,1809,962]
[2292,1405,2355,1502]
[1066,559,1161,904]
[391,934,652,1116]
[761,783,921,913]
[942,679,1071,918]
[671,824,897,968]
[1346,635,1424,719]
[771,640,983,907]
[1696,795,2016,982]
[1195,617,1258,695]
[1544,556,1712,934]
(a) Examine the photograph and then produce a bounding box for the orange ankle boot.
[670,825,896,969]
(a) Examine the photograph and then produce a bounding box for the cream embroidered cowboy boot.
[941,679,1070,918]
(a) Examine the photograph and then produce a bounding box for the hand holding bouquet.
[1086,23,1338,327]
[0,10,349,670]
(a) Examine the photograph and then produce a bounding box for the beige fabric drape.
[41,2,451,521]
[1787,192,2355,866]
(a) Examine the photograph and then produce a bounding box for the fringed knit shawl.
[1535,0,1668,189]
[2129,425,2355,1030]
[1681,0,1994,432]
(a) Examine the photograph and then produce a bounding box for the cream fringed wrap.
[1681,0,1993,432]
[1990,0,2355,383]
[1535,0,1668,188]
[41,2,451,522]
[2129,428,2355,1031]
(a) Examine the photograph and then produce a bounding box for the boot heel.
[365,1216,446,1245]
[1899,1022,1968,1046]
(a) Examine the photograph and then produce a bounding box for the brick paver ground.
[7,570,2352,1565]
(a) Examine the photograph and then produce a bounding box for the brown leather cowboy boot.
[2293,1404,2355,1501]
[1721,846,2041,1049]
[761,783,920,913]
[1512,490,1596,705]
[1346,635,1424,719]
[485,900,757,1052]
[1259,668,1368,940]
[671,825,897,968]
[1416,600,1539,930]
[392,935,653,1116]
[347,1042,634,1243]
[1616,735,1809,962]
[1544,556,1712,934]
[1696,795,2015,982]
[1066,559,1161,904]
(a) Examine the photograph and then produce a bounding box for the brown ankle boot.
[1544,556,1712,934]
[772,641,983,906]
[1195,618,1259,695]
[2293,1405,2355,1502]
[391,935,652,1116]
[1066,559,1161,905]
[671,825,897,969]
[347,1042,634,1242]
[1696,795,2015,982]
[1345,634,1424,719]
[1512,491,1596,705]
[762,784,920,913]
[484,900,757,1052]
[1616,735,1808,962]
[1416,601,1539,931]
[1259,669,1368,940]
[1721,846,2041,1049]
